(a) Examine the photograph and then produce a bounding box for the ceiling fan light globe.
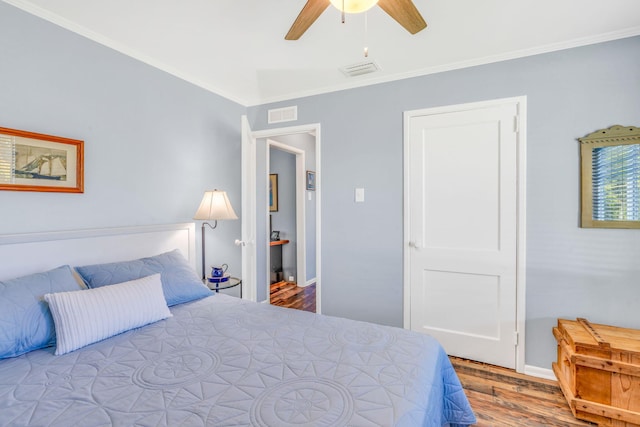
[329,0,378,13]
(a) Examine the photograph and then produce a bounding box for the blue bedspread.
[0,294,476,426]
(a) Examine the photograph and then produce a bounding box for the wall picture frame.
[0,127,84,193]
[269,173,278,212]
[306,170,316,191]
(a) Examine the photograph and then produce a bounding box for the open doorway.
[267,139,316,312]
[240,117,320,313]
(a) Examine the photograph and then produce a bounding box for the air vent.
[340,60,381,77]
[268,106,298,124]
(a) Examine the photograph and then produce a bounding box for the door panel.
[407,102,519,369]
[422,121,500,251]
[419,270,500,339]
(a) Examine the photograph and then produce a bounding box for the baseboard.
[524,364,556,381]
[299,278,316,288]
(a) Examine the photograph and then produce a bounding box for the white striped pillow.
[44,273,172,355]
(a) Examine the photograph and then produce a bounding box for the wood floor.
[268,283,592,426]
[269,281,316,313]
[451,357,595,427]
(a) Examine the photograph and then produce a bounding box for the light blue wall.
[0,3,245,285]
[248,36,640,369]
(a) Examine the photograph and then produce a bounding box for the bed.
[0,223,476,427]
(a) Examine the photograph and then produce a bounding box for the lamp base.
[201,220,218,280]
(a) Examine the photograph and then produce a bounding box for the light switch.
[355,188,365,202]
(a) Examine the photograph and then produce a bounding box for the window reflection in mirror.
[580,125,640,229]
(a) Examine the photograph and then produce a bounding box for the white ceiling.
[6,0,640,106]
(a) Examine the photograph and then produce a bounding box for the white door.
[241,116,257,301]
[405,98,524,369]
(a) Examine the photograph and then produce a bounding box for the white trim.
[0,222,194,246]
[403,96,527,373]
[265,144,271,294]
[303,277,317,287]
[267,139,307,300]
[241,116,257,301]
[6,0,638,106]
[515,97,528,374]
[402,114,412,331]
[316,126,322,315]
[251,123,321,139]
[268,139,305,154]
[524,365,556,381]
[0,222,197,280]
[244,122,322,314]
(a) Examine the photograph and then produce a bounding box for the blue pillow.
[75,249,212,306]
[0,265,83,359]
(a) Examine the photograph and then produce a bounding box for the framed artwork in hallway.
[269,173,278,212]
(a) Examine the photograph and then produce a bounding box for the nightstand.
[207,276,242,298]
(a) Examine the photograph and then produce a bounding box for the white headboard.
[0,223,196,281]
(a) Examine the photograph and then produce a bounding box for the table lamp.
[193,189,238,280]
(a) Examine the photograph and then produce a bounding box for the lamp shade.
[193,190,238,220]
[329,0,378,13]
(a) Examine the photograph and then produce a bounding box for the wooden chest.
[553,318,640,426]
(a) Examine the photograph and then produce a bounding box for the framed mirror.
[580,125,640,228]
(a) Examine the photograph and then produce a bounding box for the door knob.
[408,241,421,250]
[234,239,246,247]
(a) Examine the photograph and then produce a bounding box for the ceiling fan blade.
[285,0,331,40]
[377,0,427,35]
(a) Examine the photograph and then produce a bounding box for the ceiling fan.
[285,0,427,40]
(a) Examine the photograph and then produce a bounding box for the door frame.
[266,139,306,295]
[241,117,322,313]
[402,96,527,373]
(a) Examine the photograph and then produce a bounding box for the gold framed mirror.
[580,125,640,228]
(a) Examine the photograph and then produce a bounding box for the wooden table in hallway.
[269,239,289,284]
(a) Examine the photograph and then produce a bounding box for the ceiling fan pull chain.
[341,0,345,23]
[364,11,369,57]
